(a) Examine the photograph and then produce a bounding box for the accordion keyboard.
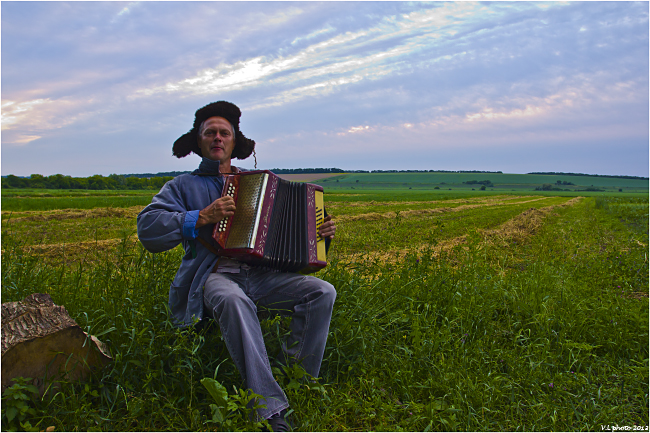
[217,182,237,232]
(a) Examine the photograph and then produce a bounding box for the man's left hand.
[318,215,336,240]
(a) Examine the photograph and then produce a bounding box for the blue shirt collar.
[193,157,222,175]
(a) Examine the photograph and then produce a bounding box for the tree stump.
[1,293,112,395]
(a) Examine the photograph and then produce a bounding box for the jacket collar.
[192,158,239,176]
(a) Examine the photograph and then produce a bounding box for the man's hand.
[318,215,336,240]
[196,196,236,229]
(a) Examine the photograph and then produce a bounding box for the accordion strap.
[197,237,221,256]
[196,237,223,272]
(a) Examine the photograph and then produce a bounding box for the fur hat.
[172,101,255,159]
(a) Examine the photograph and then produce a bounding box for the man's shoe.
[266,409,290,432]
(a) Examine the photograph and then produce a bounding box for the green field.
[1,188,648,431]
[318,172,649,193]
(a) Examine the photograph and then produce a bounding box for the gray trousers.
[203,268,336,420]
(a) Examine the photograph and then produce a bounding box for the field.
[317,172,649,194]
[1,183,648,431]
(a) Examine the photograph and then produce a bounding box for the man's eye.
[221,130,230,136]
[204,130,216,136]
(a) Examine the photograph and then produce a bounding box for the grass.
[1,190,647,431]
[2,195,156,211]
[331,196,572,255]
[2,207,140,246]
[319,172,649,190]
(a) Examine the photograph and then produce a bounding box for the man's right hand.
[196,196,236,229]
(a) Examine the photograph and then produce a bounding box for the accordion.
[212,170,328,274]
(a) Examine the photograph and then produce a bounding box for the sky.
[2,1,648,178]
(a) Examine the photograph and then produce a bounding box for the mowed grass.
[331,196,574,255]
[2,207,141,247]
[2,192,156,211]
[1,190,647,431]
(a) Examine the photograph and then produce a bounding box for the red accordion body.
[212,170,327,274]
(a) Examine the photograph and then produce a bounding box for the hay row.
[6,197,579,266]
[326,195,534,209]
[333,196,550,222]
[341,197,583,264]
[3,237,142,263]
[2,206,143,223]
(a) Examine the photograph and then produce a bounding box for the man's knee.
[305,277,336,307]
[321,280,336,306]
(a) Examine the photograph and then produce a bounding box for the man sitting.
[137,101,337,431]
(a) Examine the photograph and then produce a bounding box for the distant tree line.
[123,171,190,178]
[463,180,494,187]
[535,184,605,192]
[2,174,174,190]
[528,172,648,181]
[535,184,570,192]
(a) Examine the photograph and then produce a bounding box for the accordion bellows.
[212,171,327,273]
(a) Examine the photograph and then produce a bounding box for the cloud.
[0,96,110,146]
[6,134,42,145]
[111,2,141,23]
[132,3,489,103]
[2,99,50,130]
[338,125,371,136]
[291,25,336,46]
[1,1,647,176]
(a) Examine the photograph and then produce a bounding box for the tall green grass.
[1,196,647,431]
[595,196,649,242]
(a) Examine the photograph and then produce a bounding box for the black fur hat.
[172,101,255,159]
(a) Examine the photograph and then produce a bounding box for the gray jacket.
[137,158,234,327]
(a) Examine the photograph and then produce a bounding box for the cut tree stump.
[1,293,112,395]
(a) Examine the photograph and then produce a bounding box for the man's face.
[197,116,235,163]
